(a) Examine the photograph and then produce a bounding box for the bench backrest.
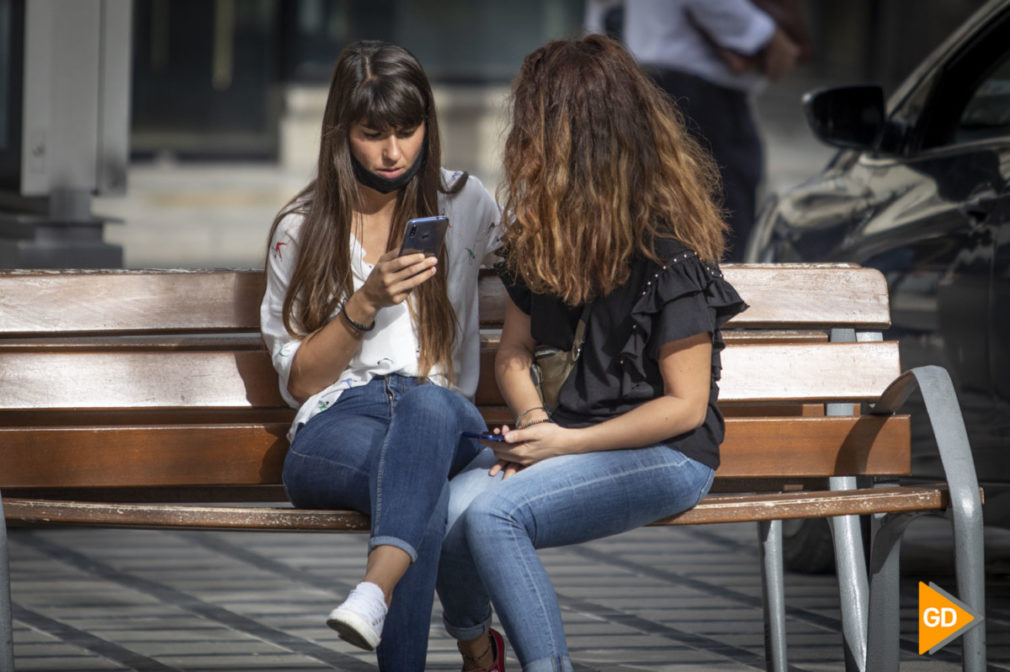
[0,265,909,490]
[0,265,890,334]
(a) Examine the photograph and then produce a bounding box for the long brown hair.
[268,41,460,382]
[500,35,727,305]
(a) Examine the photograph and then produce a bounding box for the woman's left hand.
[488,422,579,478]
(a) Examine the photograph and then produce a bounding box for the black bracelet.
[339,303,375,333]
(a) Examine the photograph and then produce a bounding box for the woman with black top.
[437,35,747,672]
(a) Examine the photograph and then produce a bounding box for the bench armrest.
[870,364,986,670]
[871,365,981,515]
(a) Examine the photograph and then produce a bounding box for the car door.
[766,2,1010,571]
[841,9,1010,481]
[992,201,1010,516]
[849,157,999,482]
[954,51,1010,499]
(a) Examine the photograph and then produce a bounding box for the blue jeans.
[282,375,487,671]
[439,445,715,672]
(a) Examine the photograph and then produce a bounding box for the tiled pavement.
[8,517,1009,671]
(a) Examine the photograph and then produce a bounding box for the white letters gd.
[923,607,957,628]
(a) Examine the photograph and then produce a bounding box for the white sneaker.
[325,582,388,651]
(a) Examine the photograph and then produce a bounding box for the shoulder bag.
[530,304,590,412]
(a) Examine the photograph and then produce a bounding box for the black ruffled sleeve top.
[499,238,747,469]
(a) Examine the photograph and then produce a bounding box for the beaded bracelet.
[339,303,375,334]
[337,311,364,338]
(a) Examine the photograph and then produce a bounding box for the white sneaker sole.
[326,607,381,651]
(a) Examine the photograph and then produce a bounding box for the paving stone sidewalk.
[8,517,1009,671]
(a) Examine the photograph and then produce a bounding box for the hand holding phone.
[462,431,504,442]
[399,216,449,257]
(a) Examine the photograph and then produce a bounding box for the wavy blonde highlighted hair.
[500,35,727,305]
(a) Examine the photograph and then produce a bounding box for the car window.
[955,52,1010,144]
[915,8,1010,151]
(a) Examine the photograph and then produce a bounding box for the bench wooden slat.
[2,485,291,503]
[0,334,266,353]
[0,270,506,334]
[0,265,889,336]
[0,270,266,335]
[0,424,290,488]
[719,341,900,402]
[1,485,947,530]
[0,350,288,410]
[717,415,909,477]
[723,264,890,329]
[0,341,900,411]
[0,415,909,489]
[1,498,371,530]
[723,329,828,344]
[0,329,828,357]
[475,265,890,329]
[650,485,950,525]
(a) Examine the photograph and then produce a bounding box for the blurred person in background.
[587,0,808,261]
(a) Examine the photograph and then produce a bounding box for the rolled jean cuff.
[369,535,418,563]
[442,610,493,641]
[524,656,574,672]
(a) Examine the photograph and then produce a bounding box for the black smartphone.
[399,216,449,257]
[462,431,504,442]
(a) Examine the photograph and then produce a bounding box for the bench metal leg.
[866,511,922,672]
[951,512,986,672]
[826,328,869,672]
[827,477,869,672]
[758,519,787,672]
[874,365,986,672]
[0,498,14,672]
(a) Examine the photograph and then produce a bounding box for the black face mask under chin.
[351,143,427,194]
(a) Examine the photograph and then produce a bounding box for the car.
[746,0,1010,572]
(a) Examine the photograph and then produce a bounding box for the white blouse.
[260,169,501,439]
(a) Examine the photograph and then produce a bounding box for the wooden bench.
[0,265,986,672]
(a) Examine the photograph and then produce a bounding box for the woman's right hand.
[358,251,438,313]
[287,251,436,402]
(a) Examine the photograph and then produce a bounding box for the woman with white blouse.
[260,40,499,671]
